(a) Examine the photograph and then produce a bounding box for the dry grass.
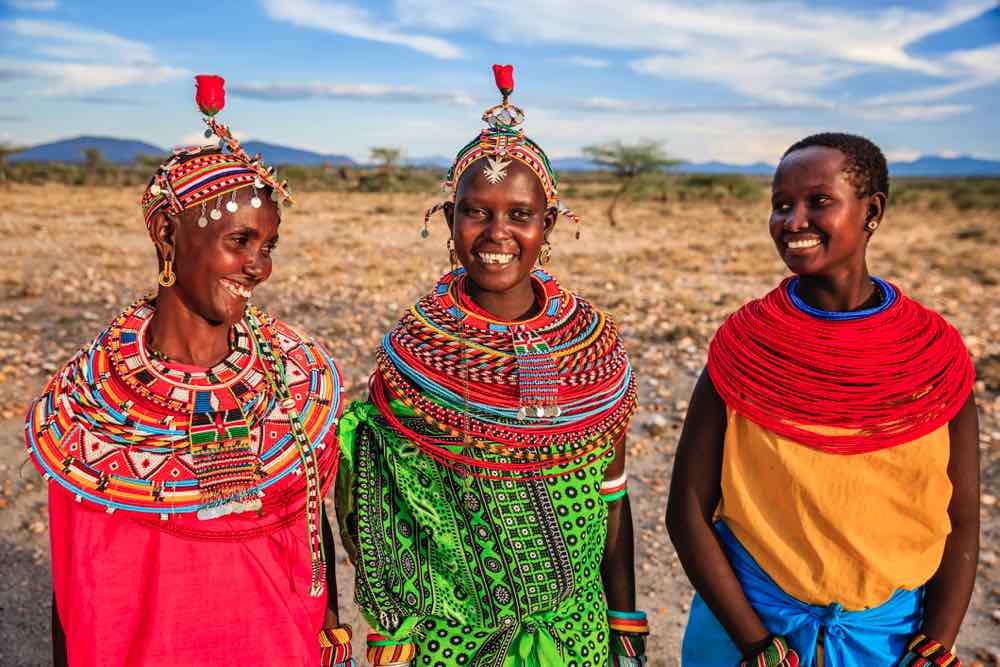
[1,183,999,663]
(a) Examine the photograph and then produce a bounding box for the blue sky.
[1,0,998,164]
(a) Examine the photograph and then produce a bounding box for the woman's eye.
[772,202,791,213]
[811,195,832,206]
[511,210,531,221]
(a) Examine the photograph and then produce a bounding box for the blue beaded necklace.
[787,275,896,321]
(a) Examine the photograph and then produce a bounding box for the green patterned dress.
[337,402,613,666]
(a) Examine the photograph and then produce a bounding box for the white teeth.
[787,238,821,249]
[478,252,515,265]
[221,279,252,299]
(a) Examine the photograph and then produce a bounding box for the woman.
[666,133,979,667]
[336,65,648,666]
[25,76,354,666]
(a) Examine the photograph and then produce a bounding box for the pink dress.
[49,487,327,666]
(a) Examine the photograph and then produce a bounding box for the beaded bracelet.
[897,633,960,667]
[319,624,354,667]
[739,635,799,667]
[608,610,649,666]
[366,633,416,666]
[600,472,629,503]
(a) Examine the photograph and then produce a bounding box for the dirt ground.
[1,184,998,666]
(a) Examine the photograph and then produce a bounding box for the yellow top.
[718,410,952,610]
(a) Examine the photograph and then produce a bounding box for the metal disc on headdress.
[251,196,262,208]
[226,200,238,213]
[197,215,209,227]
[209,208,222,221]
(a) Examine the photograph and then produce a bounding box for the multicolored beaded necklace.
[374,268,637,479]
[25,298,342,596]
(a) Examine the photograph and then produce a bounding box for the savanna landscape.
[1,175,998,666]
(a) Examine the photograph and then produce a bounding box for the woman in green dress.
[336,65,648,667]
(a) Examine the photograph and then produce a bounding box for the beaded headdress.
[423,64,582,239]
[140,75,293,232]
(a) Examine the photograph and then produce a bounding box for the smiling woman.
[666,133,979,667]
[24,76,354,667]
[335,65,646,667]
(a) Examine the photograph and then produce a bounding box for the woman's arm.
[665,368,772,658]
[601,433,636,611]
[918,391,979,647]
[322,503,340,627]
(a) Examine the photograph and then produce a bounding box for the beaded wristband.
[608,609,649,665]
[319,624,354,667]
[897,633,960,667]
[739,635,799,667]
[366,633,417,666]
[600,472,629,503]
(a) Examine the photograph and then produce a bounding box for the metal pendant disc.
[197,216,209,228]
[251,197,262,208]
[209,209,223,221]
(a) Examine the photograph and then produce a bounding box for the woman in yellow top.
[666,133,979,667]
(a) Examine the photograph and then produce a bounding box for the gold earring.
[538,242,552,266]
[158,258,176,287]
[447,238,458,268]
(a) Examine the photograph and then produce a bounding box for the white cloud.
[4,19,157,65]
[564,55,609,69]
[392,0,995,115]
[885,147,922,162]
[0,60,184,94]
[0,19,185,95]
[5,0,58,10]
[230,81,475,106]
[260,0,462,60]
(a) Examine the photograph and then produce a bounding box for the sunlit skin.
[666,144,979,659]
[444,157,557,321]
[147,186,279,367]
[769,145,885,312]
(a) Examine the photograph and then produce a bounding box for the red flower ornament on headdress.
[195,75,225,117]
[492,64,514,96]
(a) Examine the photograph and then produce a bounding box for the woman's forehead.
[456,157,548,203]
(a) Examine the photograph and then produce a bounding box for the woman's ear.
[150,212,177,266]
[443,201,455,234]
[865,192,887,231]
[542,207,558,240]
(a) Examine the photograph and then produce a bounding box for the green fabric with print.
[336,400,612,667]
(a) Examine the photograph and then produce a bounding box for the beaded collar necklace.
[787,275,896,321]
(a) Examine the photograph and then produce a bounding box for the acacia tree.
[582,140,681,226]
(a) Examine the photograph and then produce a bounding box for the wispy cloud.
[563,55,609,69]
[0,19,185,94]
[4,0,58,10]
[230,81,475,106]
[260,0,462,59]
[393,0,995,116]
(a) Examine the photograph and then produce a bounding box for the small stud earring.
[865,219,879,232]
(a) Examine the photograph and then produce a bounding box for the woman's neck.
[466,276,539,322]
[146,288,235,367]
[795,265,876,312]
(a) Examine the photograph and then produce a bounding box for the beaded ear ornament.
[422,64,582,239]
[141,74,294,232]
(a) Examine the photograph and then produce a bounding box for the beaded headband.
[423,64,582,239]
[141,75,293,231]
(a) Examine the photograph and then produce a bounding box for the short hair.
[782,132,889,199]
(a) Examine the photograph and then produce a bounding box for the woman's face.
[157,186,280,325]
[446,157,556,297]
[769,146,882,278]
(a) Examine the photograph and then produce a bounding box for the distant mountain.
[11,137,999,176]
[890,155,1000,177]
[239,141,355,167]
[10,136,166,163]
